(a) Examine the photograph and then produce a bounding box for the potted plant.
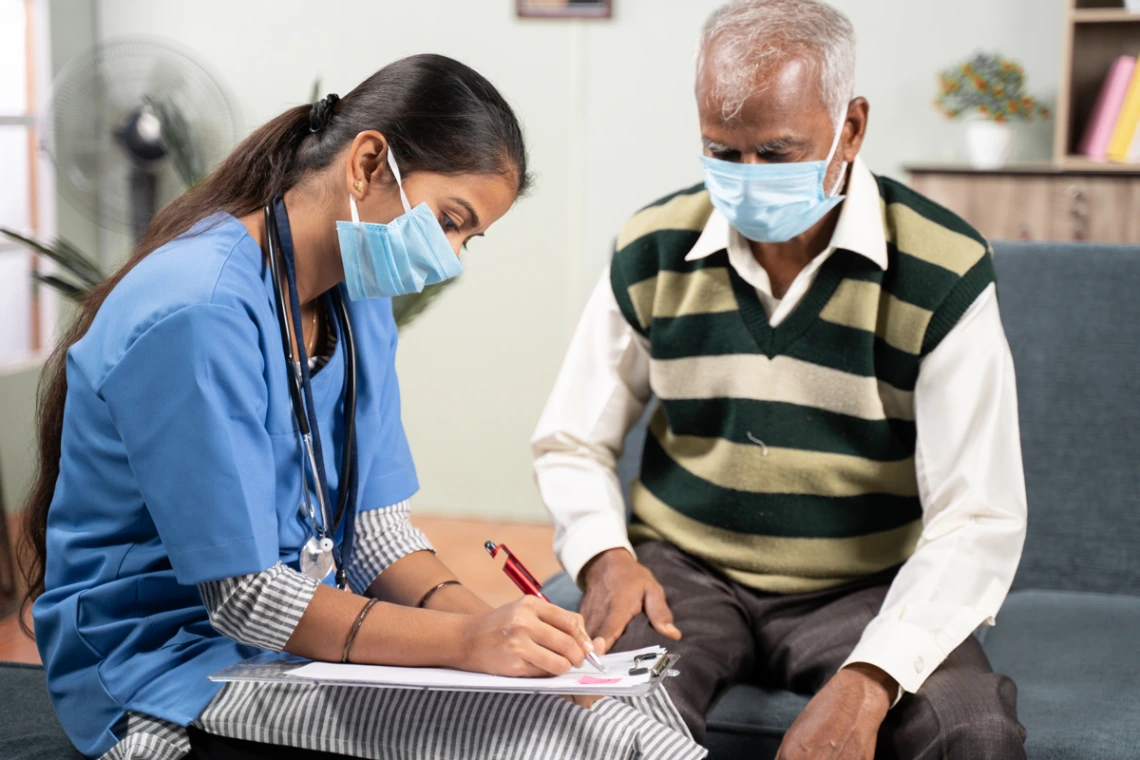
[935,52,1050,170]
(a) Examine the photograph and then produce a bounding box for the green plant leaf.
[31,272,86,301]
[0,227,103,287]
[309,76,322,104]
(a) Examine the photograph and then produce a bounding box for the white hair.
[697,0,856,123]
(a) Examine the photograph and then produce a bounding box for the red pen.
[485,540,605,672]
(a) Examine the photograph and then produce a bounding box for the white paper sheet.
[282,645,668,695]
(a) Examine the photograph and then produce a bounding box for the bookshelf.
[1055,0,1140,165]
[1072,9,1140,23]
[907,0,1140,243]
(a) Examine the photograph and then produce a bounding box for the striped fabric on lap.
[197,681,706,760]
[99,715,190,760]
[100,500,445,760]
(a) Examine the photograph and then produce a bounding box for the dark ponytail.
[19,54,530,632]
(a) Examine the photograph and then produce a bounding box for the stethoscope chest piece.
[300,535,336,581]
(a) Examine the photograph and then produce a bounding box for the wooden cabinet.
[908,166,1140,244]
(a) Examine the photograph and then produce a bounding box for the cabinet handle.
[1068,184,1088,242]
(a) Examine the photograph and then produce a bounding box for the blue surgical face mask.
[336,148,464,301]
[699,119,849,244]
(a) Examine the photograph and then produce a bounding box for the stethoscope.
[265,196,358,590]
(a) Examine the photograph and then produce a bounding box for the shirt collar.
[686,155,888,271]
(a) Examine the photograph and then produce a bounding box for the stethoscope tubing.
[265,201,358,588]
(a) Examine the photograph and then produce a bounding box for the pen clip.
[487,543,543,591]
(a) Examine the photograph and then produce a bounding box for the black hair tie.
[309,93,340,133]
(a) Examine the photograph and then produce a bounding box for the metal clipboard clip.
[628,649,681,682]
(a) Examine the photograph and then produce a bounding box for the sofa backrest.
[993,242,1140,595]
[613,242,1140,597]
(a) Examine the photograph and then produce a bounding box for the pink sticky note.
[578,675,622,685]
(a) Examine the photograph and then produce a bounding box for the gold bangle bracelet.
[416,580,462,609]
[341,598,378,663]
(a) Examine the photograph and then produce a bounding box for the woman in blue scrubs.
[21,54,703,760]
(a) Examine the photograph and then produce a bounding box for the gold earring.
[353,180,364,194]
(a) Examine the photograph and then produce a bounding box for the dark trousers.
[613,541,1027,759]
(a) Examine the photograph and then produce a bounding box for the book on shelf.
[1127,118,1140,163]
[1077,55,1135,161]
[1107,57,1140,163]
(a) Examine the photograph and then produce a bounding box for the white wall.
[92,0,1065,521]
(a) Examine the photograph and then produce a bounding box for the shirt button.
[913,656,925,673]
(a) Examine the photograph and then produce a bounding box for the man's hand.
[579,548,681,650]
[775,663,896,760]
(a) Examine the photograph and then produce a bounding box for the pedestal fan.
[42,37,238,243]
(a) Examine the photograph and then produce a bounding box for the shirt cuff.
[558,511,635,588]
[842,619,950,704]
[197,562,319,652]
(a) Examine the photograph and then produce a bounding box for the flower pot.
[965,120,1013,169]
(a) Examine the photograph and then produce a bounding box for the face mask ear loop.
[825,116,849,198]
[349,195,361,224]
[386,147,413,214]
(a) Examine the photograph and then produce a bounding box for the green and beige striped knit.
[611,176,995,594]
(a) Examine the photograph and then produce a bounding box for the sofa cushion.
[540,568,583,610]
[980,589,1140,760]
[992,242,1140,595]
[704,683,808,737]
[0,662,84,760]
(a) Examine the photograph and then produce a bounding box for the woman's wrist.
[422,582,493,615]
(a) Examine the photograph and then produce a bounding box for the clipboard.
[210,645,681,698]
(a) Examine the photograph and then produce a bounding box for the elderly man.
[532,1,1028,758]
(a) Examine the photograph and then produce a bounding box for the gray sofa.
[1,242,1138,759]
[542,241,1140,759]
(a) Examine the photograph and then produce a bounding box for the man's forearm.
[534,453,635,585]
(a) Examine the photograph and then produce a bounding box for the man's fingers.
[596,608,634,649]
[644,584,681,639]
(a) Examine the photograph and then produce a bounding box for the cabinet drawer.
[1049,177,1136,243]
[908,172,1140,244]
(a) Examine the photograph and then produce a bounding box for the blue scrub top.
[33,214,419,757]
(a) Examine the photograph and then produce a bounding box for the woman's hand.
[456,596,601,677]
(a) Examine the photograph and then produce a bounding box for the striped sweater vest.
[610,176,995,593]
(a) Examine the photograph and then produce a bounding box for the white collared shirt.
[531,156,1027,698]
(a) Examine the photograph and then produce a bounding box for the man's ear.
[841,98,870,162]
